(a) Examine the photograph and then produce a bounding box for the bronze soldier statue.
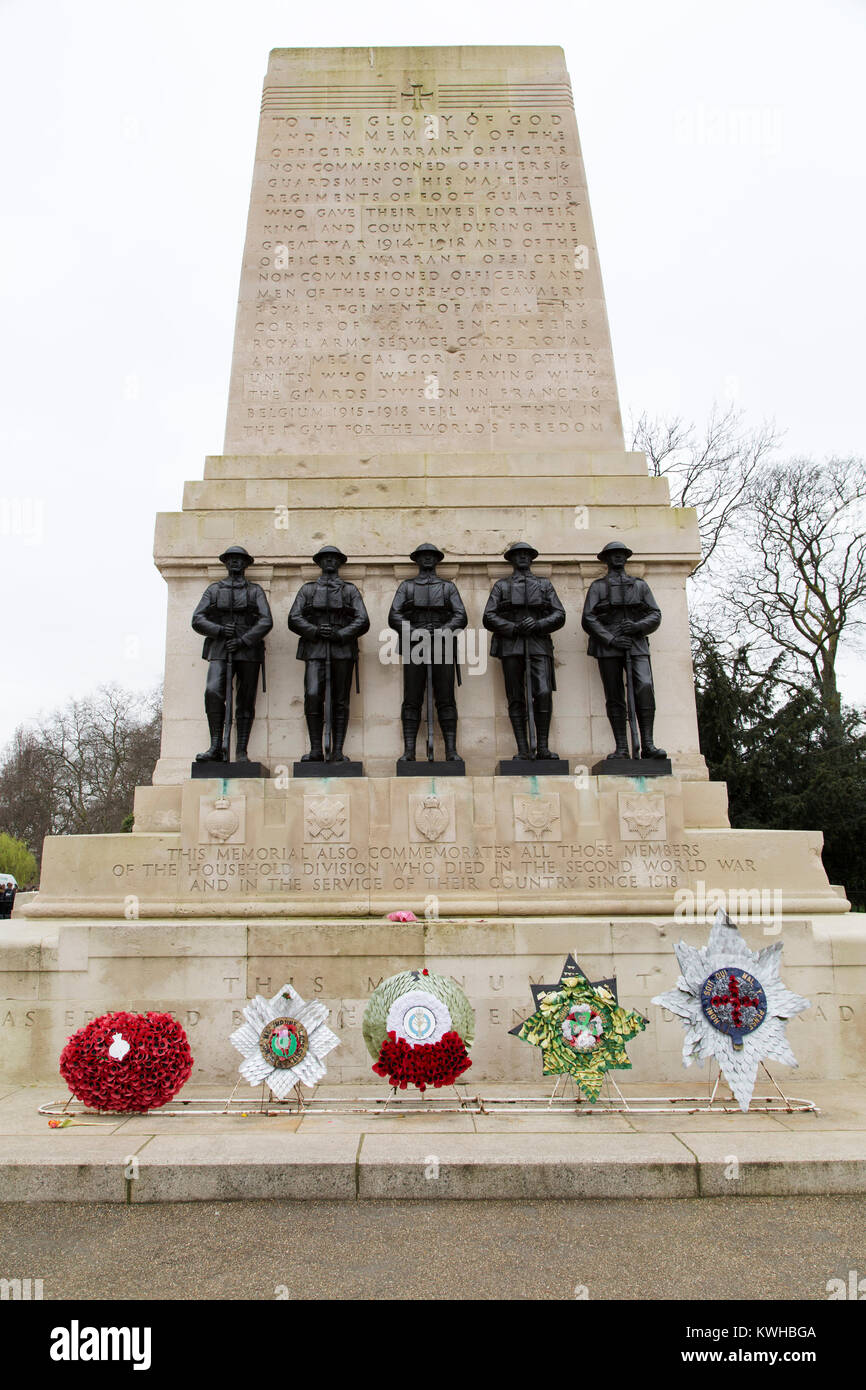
[288,545,369,764]
[483,542,566,762]
[581,541,667,762]
[388,542,468,765]
[192,545,273,764]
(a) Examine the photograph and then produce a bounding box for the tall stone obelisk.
[153,47,703,782]
[223,46,621,456]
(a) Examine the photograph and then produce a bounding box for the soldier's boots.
[508,712,531,759]
[637,709,667,759]
[301,713,325,762]
[398,713,420,762]
[534,704,557,760]
[234,717,253,762]
[195,713,226,762]
[440,715,460,762]
[330,711,350,763]
[604,708,631,759]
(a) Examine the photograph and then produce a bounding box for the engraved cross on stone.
[402,81,433,110]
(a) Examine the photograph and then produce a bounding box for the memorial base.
[395,759,465,777]
[293,760,364,778]
[1,911,861,1089]
[191,760,270,780]
[592,757,673,777]
[27,772,848,921]
[11,773,856,1084]
[498,757,570,775]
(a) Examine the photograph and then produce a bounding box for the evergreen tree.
[694,632,866,908]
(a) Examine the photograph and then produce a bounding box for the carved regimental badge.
[304,795,348,842]
[513,794,561,841]
[199,794,246,845]
[618,793,666,842]
[410,792,454,843]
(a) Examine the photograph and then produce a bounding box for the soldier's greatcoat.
[483,574,566,658]
[388,576,467,656]
[192,578,273,662]
[288,577,369,661]
[581,573,661,659]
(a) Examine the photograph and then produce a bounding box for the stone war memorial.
[6,46,863,1106]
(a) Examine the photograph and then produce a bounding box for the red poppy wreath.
[59,1011,193,1112]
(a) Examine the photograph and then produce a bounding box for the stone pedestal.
[21,773,847,922]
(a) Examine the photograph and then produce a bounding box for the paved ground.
[1,1195,863,1299]
[2,1079,866,1201]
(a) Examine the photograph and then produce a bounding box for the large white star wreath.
[230,983,339,1098]
[652,909,810,1111]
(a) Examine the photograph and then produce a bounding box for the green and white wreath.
[363,968,475,1090]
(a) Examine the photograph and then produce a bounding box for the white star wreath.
[230,983,339,1098]
[652,909,810,1111]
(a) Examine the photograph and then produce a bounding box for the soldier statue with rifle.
[192,546,273,765]
[581,540,667,763]
[288,545,369,765]
[483,542,566,763]
[388,542,468,766]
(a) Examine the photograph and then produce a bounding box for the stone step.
[182,473,671,512]
[203,451,652,481]
[154,504,700,565]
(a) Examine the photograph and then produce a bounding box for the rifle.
[323,630,333,762]
[524,634,537,758]
[222,584,235,761]
[624,648,640,760]
[425,623,435,762]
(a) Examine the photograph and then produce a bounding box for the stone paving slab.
[0,1136,148,1202]
[357,1132,697,1199]
[1,1081,864,1201]
[686,1131,866,1197]
[130,1133,359,1202]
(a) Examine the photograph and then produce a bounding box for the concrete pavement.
[1,1195,864,1299]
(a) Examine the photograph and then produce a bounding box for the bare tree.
[728,457,866,722]
[631,404,780,575]
[0,684,162,867]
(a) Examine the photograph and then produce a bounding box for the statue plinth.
[191,760,270,780]
[293,761,364,779]
[396,760,465,777]
[498,758,570,776]
[593,757,673,778]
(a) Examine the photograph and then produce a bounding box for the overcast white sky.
[1,0,864,747]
